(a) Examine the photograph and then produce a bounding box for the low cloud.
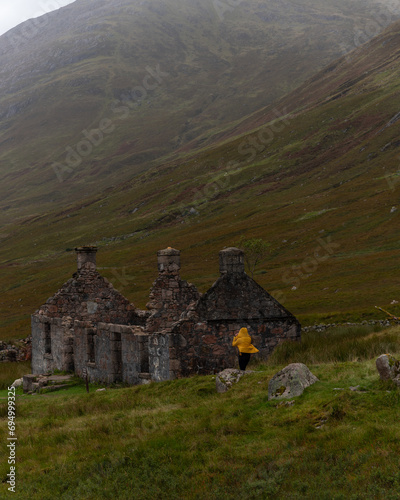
[0,0,74,37]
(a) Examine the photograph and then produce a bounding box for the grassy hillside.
[0,0,398,225]
[3,20,400,340]
[1,324,399,499]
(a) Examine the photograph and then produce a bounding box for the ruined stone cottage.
[32,246,301,384]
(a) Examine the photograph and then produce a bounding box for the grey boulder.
[376,354,400,387]
[11,378,23,388]
[268,363,319,400]
[216,368,245,393]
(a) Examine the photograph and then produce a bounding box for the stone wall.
[73,320,94,380]
[148,334,172,382]
[74,321,137,384]
[170,319,300,377]
[121,329,149,385]
[74,321,152,384]
[31,315,74,374]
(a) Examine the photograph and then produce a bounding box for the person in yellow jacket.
[232,327,259,371]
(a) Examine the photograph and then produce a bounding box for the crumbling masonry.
[32,246,301,383]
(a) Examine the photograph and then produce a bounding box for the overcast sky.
[0,0,75,36]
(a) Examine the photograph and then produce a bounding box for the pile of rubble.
[11,373,74,394]
[0,337,31,362]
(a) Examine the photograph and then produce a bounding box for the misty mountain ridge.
[0,0,399,225]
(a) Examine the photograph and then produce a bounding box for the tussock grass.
[0,361,31,390]
[267,324,400,366]
[0,326,400,499]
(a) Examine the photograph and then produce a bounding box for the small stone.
[216,369,245,393]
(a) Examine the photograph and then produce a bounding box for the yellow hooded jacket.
[232,328,259,355]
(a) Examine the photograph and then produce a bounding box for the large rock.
[376,354,400,387]
[11,378,23,388]
[216,369,245,393]
[268,363,319,400]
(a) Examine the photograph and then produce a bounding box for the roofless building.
[32,247,301,383]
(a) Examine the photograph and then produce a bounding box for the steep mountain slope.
[0,0,397,226]
[2,19,400,340]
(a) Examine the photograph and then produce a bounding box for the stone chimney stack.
[75,246,97,271]
[157,247,180,275]
[219,247,245,275]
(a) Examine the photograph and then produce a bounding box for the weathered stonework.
[151,250,301,381]
[146,248,200,334]
[121,330,149,385]
[0,337,31,362]
[31,247,147,376]
[31,315,74,374]
[32,246,301,385]
[268,363,319,400]
[38,267,144,326]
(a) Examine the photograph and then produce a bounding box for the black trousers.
[238,352,251,371]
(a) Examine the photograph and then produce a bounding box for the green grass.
[267,324,400,365]
[0,361,31,390]
[0,325,399,499]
